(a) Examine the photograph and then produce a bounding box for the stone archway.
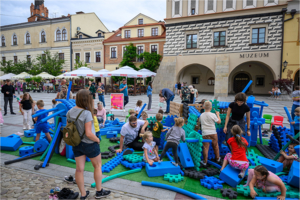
[233,72,252,93]
[294,69,299,88]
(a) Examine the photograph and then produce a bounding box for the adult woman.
[86,81,96,99]
[97,82,105,107]
[96,102,106,128]
[223,92,251,146]
[66,89,110,199]
[147,81,152,110]
[177,81,181,95]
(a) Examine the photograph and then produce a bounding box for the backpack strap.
[75,110,86,139]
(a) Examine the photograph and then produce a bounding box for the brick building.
[28,0,49,22]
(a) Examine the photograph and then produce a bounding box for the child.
[278,143,298,170]
[291,107,300,136]
[199,99,207,113]
[129,109,136,116]
[141,131,159,166]
[93,109,101,141]
[52,99,57,109]
[159,117,186,166]
[135,100,143,116]
[153,113,168,153]
[34,100,52,142]
[141,111,148,120]
[0,108,3,126]
[220,125,249,178]
[274,86,281,99]
[73,96,76,100]
[159,93,165,111]
[244,165,286,200]
[20,93,34,130]
[200,101,221,167]
[158,109,164,115]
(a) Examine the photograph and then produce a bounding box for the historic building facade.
[153,0,290,96]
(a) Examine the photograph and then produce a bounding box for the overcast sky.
[0,0,166,31]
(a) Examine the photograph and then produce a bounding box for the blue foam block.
[7,134,21,139]
[34,139,49,152]
[219,164,248,187]
[33,133,46,141]
[24,129,35,137]
[257,156,283,174]
[66,144,74,159]
[146,161,181,177]
[294,145,300,157]
[112,118,120,125]
[106,131,118,139]
[86,157,91,162]
[19,146,34,157]
[0,137,23,151]
[287,161,299,188]
[255,197,298,200]
[177,143,194,168]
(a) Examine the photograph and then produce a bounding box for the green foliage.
[0,60,14,74]
[25,78,32,83]
[138,52,161,72]
[35,50,64,76]
[74,57,89,70]
[119,43,138,70]
[0,60,31,74]
[32,76,42,83]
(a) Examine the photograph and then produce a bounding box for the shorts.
[36,123,49,134]
[153,137,161,146]
[73,141,100,158]
[225,153,249,170]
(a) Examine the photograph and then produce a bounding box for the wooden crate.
[170,102,182,117]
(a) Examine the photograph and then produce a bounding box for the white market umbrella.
[35,72,55,79]
[56,72,80,79]
[95,69,110,77]
[0,73,16,80]
[138,69,156,77]
[105,66,148,78]
[64,67,98,77]
[11,72,32,79]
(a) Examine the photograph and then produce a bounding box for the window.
[151,45,158,54]
[252,28,265,44]
[186,34,197,49]
[13,35,17,45]
[2,57,6,62]
[85,53,90,63]
[41,31,46,42]
[27,55,31,63]
[213,31,226,46]
[264,0,278,6]
[62,29,67,41]
[79,35,82,39]
[42,54,46,64]
[56,30,61,41]
[152,28,158,36]
[247,0,253,6]
[59,53,64,61]
[138,19,143,25]
[208,77,215,86]
[192,77,199,84]
[125,30,131,38]
[14,56,17,64]
[138,29,144,37]
[256,76,265,86]
[98,33,102,37]
[137,46,144,62]
[75,53,80,63]
[175,1,180,15]
[205,0,216,13]
[191,0,196,15]
[96,52,101,62]
[111,47,116,58]
[208,0,214,10]
[223,0,236,11]
[2,36,5,46]
[26,33,30,44]
[172,0,182,17]
[243,0,257,9]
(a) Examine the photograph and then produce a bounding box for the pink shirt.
[96,108,106,121]
[159,97,165,103]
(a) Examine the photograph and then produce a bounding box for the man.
[120,79,129,107]
[180,82,190,104]
[16,80,21,94]
[56,79,66,99]
[291,85,300,120]
[97,82,106,107]
[1,80,16,115]
[22,81,27,93]
[116,116,148,152]
[57,85,73,99]
[161,88,175,114]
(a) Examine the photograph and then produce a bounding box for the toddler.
[20,93,34,130]
[199,99,207,113]
[93,109,101,141]
[141,111,148,121]
[141,131,159,166]
[291,107,300,136]
[33,101,38,114]
[159,118,186,166]
[158,93,165,111]
[278,143,298,170]
[135,100,143,116]
[274,86,281,99]
[200,101,221,167]
[158,109,164,115]
[244,165,286,200]
[34,100,52,142]
[220,125,249,178]
[153,113,168,153]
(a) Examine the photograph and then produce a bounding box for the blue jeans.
[166,95,175,113]
[291,104,299,120]
[124,96,129,107]
[273,92,281,97]
[98,95,105,107]
[193,97,196,104]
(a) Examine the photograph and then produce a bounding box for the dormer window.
[98,33,102,37]
[79,35,82,39]
[138,19,143,25]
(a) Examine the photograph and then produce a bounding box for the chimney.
[76,11,84,14]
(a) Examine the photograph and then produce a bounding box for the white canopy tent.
[0,73,16,80]
[56,72,80,79]
[64,67,98,77]
[11,72,32,79]
[138,69,156,77]
[96,69,110,77]
[35,72,55,79]
[105,66,148,78]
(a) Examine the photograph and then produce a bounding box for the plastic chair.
[263,114,273,130]
[270,116,284,130]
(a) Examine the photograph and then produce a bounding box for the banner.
[110,93,124,111]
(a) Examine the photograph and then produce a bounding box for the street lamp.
[282,60,288,72]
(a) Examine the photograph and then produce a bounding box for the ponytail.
[231,125,247,150]
[174,117,184,127]
[139,131,152,141]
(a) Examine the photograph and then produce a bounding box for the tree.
[271,79,294,95]
[0,59,32,75]
[138,52,162,72]
[35,50,64,76]
[0,60,15,74]
[74,57,89,70]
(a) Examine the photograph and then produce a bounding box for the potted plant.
[25,78,32,92]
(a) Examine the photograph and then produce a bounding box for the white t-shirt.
[143,141,157,161]
[135,106,141,113]
[121,119,145,145]
[200,112,219,136]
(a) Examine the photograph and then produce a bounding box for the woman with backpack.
[65,89,111,199]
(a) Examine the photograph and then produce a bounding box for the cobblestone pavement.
[0,166,146,200]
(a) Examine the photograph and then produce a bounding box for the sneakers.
[23,126,27,130]
[200,161,207,167]
[171,162,178,167]
[238,170,246,178]
[64,175,76,184]
[158,160,162,163]
[216,157,222,165]
[95,189,111,199]
[11,112,16,115]
[4,113,7,116]
[80,191,90,199]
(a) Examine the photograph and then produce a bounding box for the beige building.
[153,0,290,96]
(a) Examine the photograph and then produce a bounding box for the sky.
[0,0,166,31]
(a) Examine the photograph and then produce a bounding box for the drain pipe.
[280,8,287,79]
[285,9,297,22]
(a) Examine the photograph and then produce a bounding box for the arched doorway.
[294,70,299,88]
[233,73,250,93]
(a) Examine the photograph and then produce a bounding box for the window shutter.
[175,1,180,15]
[208,0,214,10]
[226,0,233,9]
[246,0,253,6]
[191,0,196,9]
